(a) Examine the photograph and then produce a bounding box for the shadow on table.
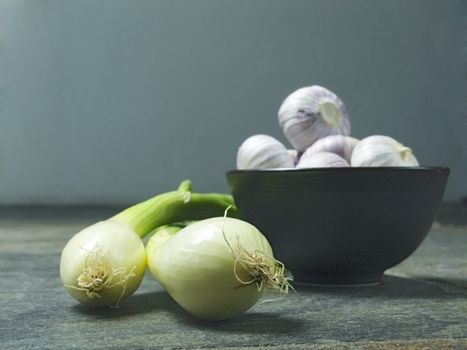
[70,274,466,334]
[179,311,307,335]
[71,290,179,319]
[293,274,467,300]
[72,289,307,334]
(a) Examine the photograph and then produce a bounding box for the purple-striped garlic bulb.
[351,135,419,167]
[297,151,349,168]
[236,134,295,170]
[305,135,359,163]
[278,85,351,152]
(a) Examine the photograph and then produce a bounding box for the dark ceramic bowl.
[226,167,449,286]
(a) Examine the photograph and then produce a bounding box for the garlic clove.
[351,135,419,167]
[277,85,351,152]
[288,149,300,165]
[305,135,359,163]
[236,134,295,170]
[296,151,350,168]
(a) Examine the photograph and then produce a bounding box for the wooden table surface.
[1,207,466,349]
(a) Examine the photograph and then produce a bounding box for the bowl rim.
[227,166,450,175]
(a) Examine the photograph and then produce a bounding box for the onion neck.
[146,225,183,255]
[111,180,238,238]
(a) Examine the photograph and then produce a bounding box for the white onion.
[59,180,238,308]
[146,217,290,321]
[60,220,146,308]
[278,85,351,152]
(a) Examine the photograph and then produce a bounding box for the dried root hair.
[221,206,293,294]
[64,245,136,308]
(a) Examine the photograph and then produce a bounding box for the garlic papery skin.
[305,135,359,163]
[296,151,349,168]
[237,134,295,169]
[351,135,419,167]
[278,85,351,152]
[288,149,300,165]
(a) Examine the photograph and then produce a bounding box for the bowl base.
[290,268,384,286]
[294,280,382,288]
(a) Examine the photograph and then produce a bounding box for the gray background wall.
[0,0,465,205]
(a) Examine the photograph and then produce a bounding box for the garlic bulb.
[305,135,359,163]
[237,134,295,170]
[278,85,351,152]
[351,135,419,167]
[297,151,349,168]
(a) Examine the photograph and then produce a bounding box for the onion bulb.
[60,180,238,308]
[278,85,351,152]
[351,135,419,167]
[60,221,146,308]
[146,217,291,321]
